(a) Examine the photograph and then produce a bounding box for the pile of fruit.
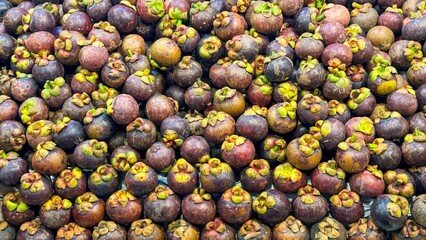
[0,0,426,238]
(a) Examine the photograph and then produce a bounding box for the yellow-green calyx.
[300,55,320,71]
[162,129,183,148]
[75,192,99,212]
[404,129,426,143]
[252,191,276,214]
[233,60,254,74]
[347,88,371,110]
[277,82,298,102]
[54,117,71,133]
[21,172,45,192]
[198,36,222,59]
[90,165,118,184]
[190,1,209,15]
[81,139,108,157]
[298,134,320,155]
[366,165,384,178]
[171,158,195,183]
[172,25,197,45]
[330,189,360,208]
[338,135,366,151]
[351,2,373,15]
[404,41,423,62]
[315,217,342,239]
[27,120,53,138]
[41,195,72,211]
[129,162,151,182]
[353,117,374,135]
[384,171,415,198]
[111,151,138,172]
[276,101,297,119]
[275,216,307,234]
[34,141,57,159]
[83,108,106,124]
[126,117,154,133]
[243,105,268,117]
[92,21,116,33]
[345,23,362,38]
[130,219,157,237]
[133,68,155,85]
[213,11,232,29]
[201,111,228,128]
[74,67,98,85]
[20,218,41,236]
[191,79,211,96]
[105,58,126,77]
[108,190,137,207]
[274,162,303,183]
[146,0,165,17]
[57,223,87,239]
[41,77,65,100]
[369,61,397,95]
[34,51,56,67]
[205,218,227,234]
[411,57,426,71]
[263,137,286,162]
[168,220,199,239]
[11,47,32,70]
[375,110,402,123]
[245,159,270,179]
[348,218,379,236]
[214,86,237,102]
[222,186,251,204]
[368,138,388,155]
[148,185,174,201]
[386,195,409,218]
[71,92,91,108]
[190,188,212,203]
[91,84,118,102]
[253,2,282,17]
[327,63,350,87]
[239,219,263,239]
[0,150,19,169]
[55,167,83,189]
[222,135,246,152]
[399,219,426,238]
[328,100,347,116]
[298,185,321,205]
[93,221,118,238]
[317,160,346,179]
[54,30,76,59]
[344,37,366,54]
[19,98,38,124]
[4,192,30,212]
[310,120,332,140]
[200,158,232,176]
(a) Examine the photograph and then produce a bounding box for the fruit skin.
[0,151,27,187]
[92,220,127,240]
[369,138,402,171]
[39,195,72,230]
[411,194,426,228]
[0,221,16,240]
[329,190,364,225]
[19,172,53,206]
[72,192,105,228]
[347,217,387,240]
[310,160,346,196]
[401,130,426,167]
[221,135,255,169]
[1,192,35,226]
[370,194,409,231]
[201,217,235,240]
[106,190,143,225]
[252,189,291,225]
[54,167,87,201]
[237,219,271,240]
[286,133,322,171]
[199,158,235,194]
[272,162,307,194]
[349,165,385,198]
[182,188,216,226]
[217,186,252,225]
[16,218,54,240]
[335,135,370,174]
[107,94,139,126]
[143,185,181,224]
[31,141,68,176]
[272,215,309,240]
[127,219,165,240]
[125,162,158,198]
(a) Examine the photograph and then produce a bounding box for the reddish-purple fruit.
[1,192,35,226]
[0,96,18,122]
[336,135,370,174]
[19,172,53,206]
[145,93,178,126]
[345,117,375,143]
[125,162,158,197]
[350,165,385,198]
[237,219,271,240]
[0,120,26,152]
[16,218,54,240]
[62,10,92,35]
[143,185,181,224]
[18,97,48,125]
[56,223,91,240]
[107,1,138,33]
[83,108,116,141]
[53,117,86,152]
[272,162,307,194]
[292,185,328,225]
[54,167,87,201]
[182,188,216,226]
[145,141,175,172]
[31,141,67,176]
[240,159,271,193]
[252,189,291,225]
[106,94,139,126]
[402,130,426,167]
[0,151,27,187]
[88,164,120,199]
[347,218,386,240]
[199,157,235,194]
[167,158,198,196]
[0,221,16,240]
[180,135,210,164]
[106,190,142,225]
[311,160,346,196]
[166,219,200,240]
[330,190,364,225]
[72,192,105,228]
[217,186,252,225]
[92,221,127,239]
[110,145,140,172]
[128,219,165,240]
[369,138,402,171]
[201,110,235,145]
[221,135,255,169]
[73,140,108,170]
[201,217,235,240]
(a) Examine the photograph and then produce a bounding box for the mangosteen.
[407,57,426,88]
[252,189,290,225]
[267,101,297,135]
[246,1,282,34]
[172,25,200,54]
[235,107,268,142]
[72,192,105,228]
[246,76,272,107]
[391,219,426,240]
[0,221,16,240]
[383,169,416,199]
[347,218,386,240]
[62,93,94,122]
[220,135,255,169]
[110,145,140,172]
[88,22,120,52]
[145,141,175,172]
[54,167,87,201]
[41,77,72,110]
[263,53,293,83]
[402,130,426,167]
[217,186,252,225]
[369,138,401,171]
[123,70,156,102]
[88,164,120,199]
[31,141,68,176]
[1,192,35,226]
[101,54,129,88]
[53,117,86,152]
[125,117,156,151]
[0,120,26,152]
[201,217,235,240]
[2,7,27,35]
[145,93,178,126]
[296,56,327,90]
[180,135,210,163]
[272,162,307,194]
[144,185,181,223]
[322,60,352,101]
[292,185,329,225]
[367,57,398,96]
[10,46,34,74]
[39,195,72,230]
[106,190,142,225]
[236,219,271,240]
[83,108,116,141]
[240,159,271,193]
[0,95,18,122]
[19,172,53,206]
[56,222,91,240]
[184,80,212,113]
[18,97,48,125]
[125,162,157,198]
[107,94,139,125]
[10,73,38,102]
[408,111,426,133]
[54,30,85,67]
[32,52,65,86]
[91,84,119,109]
[286,133,322,171]
[345,117,375,143]
[297,94,329,126]
[370,194,409,231]
[167,158,198,196]
[73,140,108,170]
[310,217,347,240]
[92,221,127,240]
[166,219,199,240]
[387,87,418,117]
[311,160,346,196]
[350,165,385,198]
[128,219,165,240]
[213,11,247,41]
[182,188,216,226]
[272,216,309,240]
[201,110,235,145]
[327,100,351,124]
[149,37,182,70]
[224,60,253,91]
[16,218,54,239]
[70,67,99,95]
[336,135,370,174]
[330,190,364,225]
[199,157,235,194]
[0,151,27,187]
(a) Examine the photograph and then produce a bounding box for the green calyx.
[53,117,71,133]
[411,57,426,71]
[299,55,320,71]
[75,192,99,212]
[298,185,321,205]
[205,218,227,233]
[366,165,384,179]
[172,25,197,45]
[213,11,231,29]
[315,217,343,239]
[158,16,176,37]
[347,88,371,110]
[27,120,53,137]
[129,162,150,182]
[81,139,108,157]
[276,101,297,119]
[74,67,99,85]
[327,69,350,88]
[35,141,57,159]
[353,117,374,135]
[199,158,232,176]
[190,188,212,203]
[133,69,155,84]
[4,192,30,212]
[41,77,66,100]
[147,0,165,17]
[300,94,325,114]
[351,2,373,16]
[214,86,237,102]
[318,160,345,179]
[273,162,303,182]
[221,135,246,152]
[253,75,273,96]
[41,195,72,211]
[328,100,347,116]
[55,167,83,189]
[338,135,365,151]
[331,189,360,208]
[71,92,92,107]
[171,158,195,183]
[368,138,388,155]
[11,47,32,70]
[90,164,118,184]
[386,195,409,218]
[91,83,118,102]
[404,41,423,62]
[111,151,138,172]
[0,150,19,169]
[234,60,254,74]
[198,36,222,59]
[201,110,228,128]
[375,110,402,123]
[253,2,282,17]
[298,134,320,155]
[162,129,183,148]
[191,79,211,96]
[404,129,426,143]
[263,137,286,162]
[93,21,116,33]
[245,159,270,179]
[252,191,276,214]
[19,98,38,124]
[107,190,137,208]
[310,120,331,140]
[222,186,251,204]
[277,82,298,102]
[369,59,397,80]
[243,105,267,117]
[151,185,174,201]
[83,108,106,124]
[126,117,154,133]
[20,172,45,192]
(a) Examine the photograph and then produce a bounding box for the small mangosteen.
[73,140,108,170]
[383,169,416,199]
[371,194,409,231]
[19,172,53,206]
[201,217,235,240]
[374,110,409,141]
[263,53,293,83]
[0,151,27,187]
[128,219,164,240]
[54,167,87,201]
[92,221,127,240]
[296,56,327,89]
[267,101,297,134]
[167,158,198,196]
[0,221,16,240]
[367,57,398,97]
[402,130,426,167]
[369,138,401,171]
[88,164,120,199]
[54,30,85,66]
[125,162,157,197]
[1,192,35,226]
[172,25,200,54]
[166,219,200,240]
[180,135,210,164]
[62,93,94,122]
[217,186,252,225]
[387,86,418,117]
[123,69,156,102]
[83,108,116,141]
[391,219,426,240]
[292,185,328,225]
[247,1,282,34]
[252,189,291,225]
[41,77,72,110]
[106,190,142,225]
[213,87,245,118]
[286,133,322,171]
[53,117,86,152]
[201,110,235,145]
[329,190,364,225]
[148,37,182,70]
[39,195,72,230]
[110,145,140,172]
[56,222,91,240]
[272,216,309,240]
[88,22,120,52]
[199,157,235,194]
[336,135,370,174]
[0,95,18,122]
[182,188,216,226]
[106,94,139,126]
[0,120,26,152]
[145,93,178,126]
[236,106,268,142]
[310,119,346,152]
[345,117,375,143]
[197,35,225,64]
[221,135,255,169]
[101,54,129,88]
[19,97,48,125]
[327,100,351,124]
[350,165,385,198]
[272,162,307,194]
[72,192,105,228]
[144,185,181,224]
[311,160,346,196]
[412,194,426,228]
[246,76,273,107]
[297,94,328,126]
[10,46,34,74]
[237,219,271,240]
[31,141,67,176]
[240,159,271,193]
[70,67,100,94]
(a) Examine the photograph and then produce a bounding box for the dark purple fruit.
[347,218,386,239]
[387,87,418,117]
[347,87,376,116]
[221,135,255,169]
[0,151,27,187]
[213,11,247,41]
[0,221,16,240]
[0,120,26,152]
[53,117,86,152]
[296,56,327,89]
[72,192,105,228]
[16,218,54,240]
[41,77,72,110]
[62,93,94,122]
[199,157,235,194]
[101,53,129,88]
[370,194,409,231]
[247,1,283,34]
[56,222,91,240]
[19,172,53,206]
[32,52,64,86]
[217,186,252,225]
[292,185,328,225]
[336,135,370,174]
[10,46,34,74]
[311,160,346,196]
[309,217,347,240]
[167,158,198,196]
[39,195,72,230]
[240,159,271,193]
[350,165,385,198]
[172,25,200,54]
[297,94,328,125]
[62,10,92,35]
[330,190,364,225]
[144,185,181,223]
[145,141,175,172]
[2,192,35,226]
[73,140,108,170]
[54,167,87,201]
[247,75,273,107]
[201,110,235,145]
[145,93,178,126]
[110,145,140,172]
[88,164,120,199]
[402,130,426,167]
[0,95,18,122]
[327,100,351,124]
[83,108,116,141]
[252,189,291,225]
[54,30,85,67]
[374,111,409,141]
[182,188,216,226]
